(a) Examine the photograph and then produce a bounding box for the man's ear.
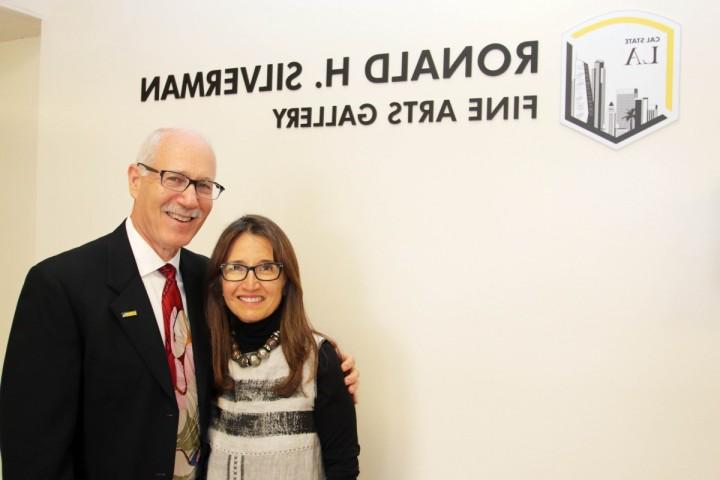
[128,163,141,199]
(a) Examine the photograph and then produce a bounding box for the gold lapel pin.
[121,310,138,318]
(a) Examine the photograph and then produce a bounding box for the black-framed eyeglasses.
[137,162,225,200]
[219,262,284,281]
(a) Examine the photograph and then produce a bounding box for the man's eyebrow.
[165,168,215,182]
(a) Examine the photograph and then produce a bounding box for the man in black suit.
[0,128,357,479]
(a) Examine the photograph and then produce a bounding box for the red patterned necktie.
[158,264,200,480]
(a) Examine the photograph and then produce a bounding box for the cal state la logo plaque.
[561,11,681,149]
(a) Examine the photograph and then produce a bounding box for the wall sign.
[140,42,540,129]
[561,11,681,149]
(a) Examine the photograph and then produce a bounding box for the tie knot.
[158,263,177,280]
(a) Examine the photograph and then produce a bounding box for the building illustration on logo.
[561,11,681,149]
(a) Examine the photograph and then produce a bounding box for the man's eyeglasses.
[219,262,284,282]
[137,162,225,200]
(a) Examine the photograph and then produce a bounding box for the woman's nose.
[242,270,260,288]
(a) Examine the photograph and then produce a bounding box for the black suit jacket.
[0,222,212,479]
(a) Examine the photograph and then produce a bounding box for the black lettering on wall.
[443,47,472,78]
[477,43,511,76]
[326,57,350,87]
[141,76,160,102]
[181,72,205,98]
[515,41,539,74]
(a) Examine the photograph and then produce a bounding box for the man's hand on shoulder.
[338,349,359,404]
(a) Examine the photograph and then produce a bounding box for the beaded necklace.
[230,330,281,368]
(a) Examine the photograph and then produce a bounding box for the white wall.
[9,0,720,478]
[0,35,38,365]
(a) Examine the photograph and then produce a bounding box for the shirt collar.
[125,217,181,277]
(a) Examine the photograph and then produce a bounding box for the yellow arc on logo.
[572,16,675,110]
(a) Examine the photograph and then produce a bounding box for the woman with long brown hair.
[204,214,359,479]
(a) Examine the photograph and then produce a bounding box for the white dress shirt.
[125,217,189,344]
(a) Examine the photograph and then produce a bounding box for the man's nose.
[177,183,200,207]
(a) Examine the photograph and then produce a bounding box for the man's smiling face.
[128,130,216,261]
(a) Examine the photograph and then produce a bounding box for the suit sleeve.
[314,341,360,479]
[0,265,82,480]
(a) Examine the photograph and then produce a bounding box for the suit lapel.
[106,223,174,400]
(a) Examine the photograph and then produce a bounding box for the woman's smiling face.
[221,233,286,323]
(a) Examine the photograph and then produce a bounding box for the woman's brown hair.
[205,214,318,397]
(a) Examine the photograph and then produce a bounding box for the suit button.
[154,473,167,477]
[166,412,174,417]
